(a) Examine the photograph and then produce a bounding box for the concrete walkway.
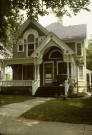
[0,98,92,135]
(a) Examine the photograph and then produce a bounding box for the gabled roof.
[18,19,48,37]
[32,32,74,58]
[46,23,87,40]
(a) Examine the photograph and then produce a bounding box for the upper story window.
[66,42,82,56]
[76,43,82,56]
[17,38,24,53]
[17,44,24,52]
[27,34,35,56]
[22,29,39,56]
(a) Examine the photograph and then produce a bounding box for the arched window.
[27,34,35,56]
[49,50,63,60]
[28,34,34,43]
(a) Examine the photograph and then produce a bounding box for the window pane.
[28,34,34,42]
[28,44,34,56]
[77,43,81,55]
[50,51,63,59]
[18,44,23,52]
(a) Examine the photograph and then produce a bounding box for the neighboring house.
[0,19,88,96]
[0,42,12,80]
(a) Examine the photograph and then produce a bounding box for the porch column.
[67,62,69,79]
[1,61,6,80]
[37,64,40,80]
[34,64,37,80]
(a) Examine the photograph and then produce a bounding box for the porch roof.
[4,57,33,66]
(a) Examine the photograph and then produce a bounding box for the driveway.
[0,97,92,135]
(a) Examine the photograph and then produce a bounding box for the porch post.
[37,64,40,80]
[34,64,37,80]
[1,61,6,80]
[67,62,69,79]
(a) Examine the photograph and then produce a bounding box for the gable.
[32,33,74,58]
[18,19,48,38]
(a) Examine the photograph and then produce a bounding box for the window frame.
[78,65,84,80]
[17,44,24,52]
[75,42,82,56]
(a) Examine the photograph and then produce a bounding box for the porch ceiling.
[4,57,33,66]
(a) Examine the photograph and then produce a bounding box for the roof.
[46,23,87,40]
[18,19,48,37]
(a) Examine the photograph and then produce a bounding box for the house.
[0,42,12,80]
[0,19,87,96]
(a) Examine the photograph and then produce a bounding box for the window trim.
[49,49,63,60]
[75,42,82,56]
[17,44,24,52]
[78,65,84,80]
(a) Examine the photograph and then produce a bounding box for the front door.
[43,62,54,85]
[57,62,67,84]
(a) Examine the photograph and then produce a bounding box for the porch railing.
[0,80,32,87]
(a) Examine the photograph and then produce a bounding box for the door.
[43,62,54,85]
[57,62,67,84]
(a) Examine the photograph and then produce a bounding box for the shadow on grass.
[21,97,92,124]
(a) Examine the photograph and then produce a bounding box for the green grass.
[0,95,32,106]
[22,97,92,124]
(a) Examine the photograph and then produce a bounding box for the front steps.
[35,86,65,97]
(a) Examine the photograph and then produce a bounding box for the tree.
[86,38,92,70]
[0,0,90,41]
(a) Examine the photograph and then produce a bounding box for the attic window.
[18,44,24,52]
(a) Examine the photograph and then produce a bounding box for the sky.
[39,0,92,38]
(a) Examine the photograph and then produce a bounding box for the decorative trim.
[49,49,63,59]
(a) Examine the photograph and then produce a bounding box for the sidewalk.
[0,98,92,135]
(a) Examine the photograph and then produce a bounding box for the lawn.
[0,95,32,106]
[22,97,92,124]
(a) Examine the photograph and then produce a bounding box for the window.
[27,34,35,56]
[49,50,63,60]
[76,43,82,55]
[79,66,83,80]
[18,44,24,52]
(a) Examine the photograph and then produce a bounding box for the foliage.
[0,0,90,42]
[86,38,92,70]
[22,98,92,124]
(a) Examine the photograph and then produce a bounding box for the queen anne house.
[0,19,87,96]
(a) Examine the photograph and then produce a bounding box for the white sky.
[39,1,92,38]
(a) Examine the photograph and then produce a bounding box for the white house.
[0,19,88,96]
